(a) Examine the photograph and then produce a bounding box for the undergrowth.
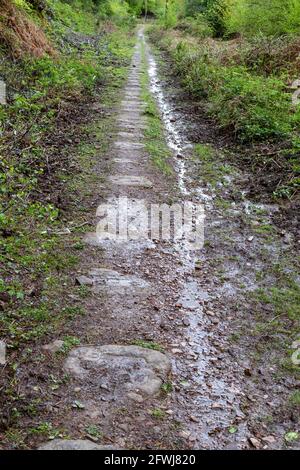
[148,24,300,198]
[0,2,134,349]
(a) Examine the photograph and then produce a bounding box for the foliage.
[226,0,300,37]
[0,0,134,352]
[176,13,213,37]
[152,33,295,142]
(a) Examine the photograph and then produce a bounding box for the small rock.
[171,348,183,354]
[249,437,261,449]
[119,423,129,432]
[127,392,144,403]
[206,310,215,316]
[244,368,252,377]
[38,440,118,451]
[262,435,276,444]
[247,236,254,242]
[75,276,93,286]
[182,319,190,327]
[189,415,198,423]
[42,340,64,354]
[179,430,191,439]
[153,426,161,433]
[212,403,223,409]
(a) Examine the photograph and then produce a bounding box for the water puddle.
[141,30,250,447]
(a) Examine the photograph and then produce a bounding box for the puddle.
[140,30,250,447]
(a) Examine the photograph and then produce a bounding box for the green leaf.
[285,431,299,442]
[228,426,238,434]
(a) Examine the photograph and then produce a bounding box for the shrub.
[172,40,294,141]
[226,0,300,37]
[177,13,213,38]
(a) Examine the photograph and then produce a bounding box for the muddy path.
[9,26,299,451]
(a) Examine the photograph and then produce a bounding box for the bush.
[177,13,213,38]
[205,0,229,37]
[170,39,294,141]
[226,0,300,37]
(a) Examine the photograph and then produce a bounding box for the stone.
[65,345,171,398]
[114,141,144,150]
[42,340,64,354]
[88,268,151,296]
[83,232,102,246]
[109,175,153,188]
[249,437,261,449]
[38,440,118,451]
[114,158,135,164]
[127,392,144,403]
[75,276,93,286]
[262,435,276,444]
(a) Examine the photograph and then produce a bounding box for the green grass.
[289,391,300,406]
[84,424,103,440]
[150,408,166,419]
[193,143,233,187]
[139,40,173,176]
[132,339,164,352]
[148,25,300,195]
[251,264,300,377]
[161,382,173,394]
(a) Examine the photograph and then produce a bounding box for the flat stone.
[75,275,93,286]
[114,158,135,164]
[114,141,144,150]
[38,440,117,451]
[117,121,146,131]
[88,268,150,295]
[121,98,141,103]
[42,340,64,354]
[117,131,143,139]
[115,149,143,160]
[120,106,142,113]
[109,175,153,188]
[127,392,144,403]
[65,345,171,398]
[83,232,102,246]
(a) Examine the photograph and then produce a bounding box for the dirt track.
[8,26,299,451]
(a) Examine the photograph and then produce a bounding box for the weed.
[61,336,81,354]
[289,391,300,406]
[84,424,103,440]
[132,339,164,352]
[150,408,166,419]
[161,382,173,394]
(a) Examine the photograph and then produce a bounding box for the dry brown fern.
[0,0,56,58]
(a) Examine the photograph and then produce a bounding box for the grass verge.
[139,38,173,176]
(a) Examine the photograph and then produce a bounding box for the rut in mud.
[24,27,299,450]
